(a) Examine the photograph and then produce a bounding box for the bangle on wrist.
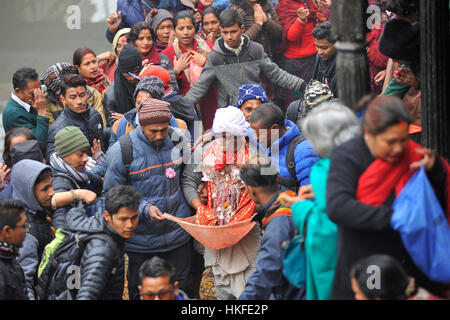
[71,190,79,203]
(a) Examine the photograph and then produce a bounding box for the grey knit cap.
[134,76,165,101]
[145,9,174,34]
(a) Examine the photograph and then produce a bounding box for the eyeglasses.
[14,222,31,233]
[140,288,174,300]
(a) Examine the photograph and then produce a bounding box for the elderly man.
[182,106,261,300]
[103,98,192,300]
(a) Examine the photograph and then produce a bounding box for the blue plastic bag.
[391,165,450,283]
[282,235,307,288]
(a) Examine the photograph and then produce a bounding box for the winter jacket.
[103,126,192,254]
[229,2,283,59]
[291,158,337,300]
[50,165,103,231]
[106,0,146,43]
[0,243,29,300]
[268,120,320,187]
[326,135,448,299]
[312,53,337,97]
[64,204,126,300]
[185,35,307,107]
[103,54,179,127]
[2,96,49,146]
[45,86,107,127]
[239,193,305,300]
[47,105,105,161]
[12,160,55,300]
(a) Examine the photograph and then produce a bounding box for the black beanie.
[10,140,44,167]
[378,18,420,62]
[118,45,143,73]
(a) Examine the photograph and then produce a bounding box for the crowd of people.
[0,0,449,301]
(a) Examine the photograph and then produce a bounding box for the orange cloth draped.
[193,140,256,226]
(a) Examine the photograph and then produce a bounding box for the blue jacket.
[268,120,319,187]
[239,194,305,300]
[106,0,184,42]
[103,126,191,253]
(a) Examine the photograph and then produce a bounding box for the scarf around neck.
[85,71,110,94]
[0,241,19,256]
[50,153,90,186]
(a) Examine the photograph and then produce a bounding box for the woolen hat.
[134,76,165,100]
[235,84,269,109]
[118,45,143,73]
[304,80,334,108]
[138,98,172,126]
[55,126,90,158]
[378,18,420,62]
[145,8,174,34]
[139,65,171,88]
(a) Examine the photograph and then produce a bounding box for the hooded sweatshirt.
[11,159,54,300]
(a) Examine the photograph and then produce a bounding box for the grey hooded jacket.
[12,159,54,300]
[185,35,307,107]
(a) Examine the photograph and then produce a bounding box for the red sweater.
[283,16,317,59]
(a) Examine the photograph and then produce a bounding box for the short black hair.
[0,198,26,231]
[12,67,39,90]
[35,168,52,187]
[240,163,279,194]
[104,185,143,215]
[128,21,156,45]
[139,256,176,284]
[350,254,413,300]
[249,103,285,129]
[312,21,335,43]
[60,74,87,97]
[219,9,243,28]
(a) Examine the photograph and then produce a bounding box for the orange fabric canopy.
[164,213,257,250]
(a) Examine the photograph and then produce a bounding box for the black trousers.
[127,241,192,300]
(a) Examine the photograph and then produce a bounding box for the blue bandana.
[235,84,269,109]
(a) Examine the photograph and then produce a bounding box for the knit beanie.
[139,65,171,88]
[138,98,172,126]
[134,76,165,100]
[118,45,143,73]
[55,126,90,158]
[145,8,174,34]
[41,62,73,96]
[235,84,269,109]
[378,18,420,62]
[304,80,334,108]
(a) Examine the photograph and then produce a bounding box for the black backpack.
[277,135,306,192]
[119,127,187,184]
[36,227,119,300]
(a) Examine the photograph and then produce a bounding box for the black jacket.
[326,135,448,299]
[0,244,28,300]
[47,105,104,161]
[50,168,103,231]
[65,204,125,300]
[312,53,337,97]
[103,85,120,127]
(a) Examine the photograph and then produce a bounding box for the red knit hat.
[138,98,172,126]
[139,65,171,88]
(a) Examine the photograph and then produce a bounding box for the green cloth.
[55,126,90,158]
[381,64,411,99]
[291,158,337,300]
[2,98,49,146]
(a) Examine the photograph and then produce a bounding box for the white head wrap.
[212,106,249,137]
